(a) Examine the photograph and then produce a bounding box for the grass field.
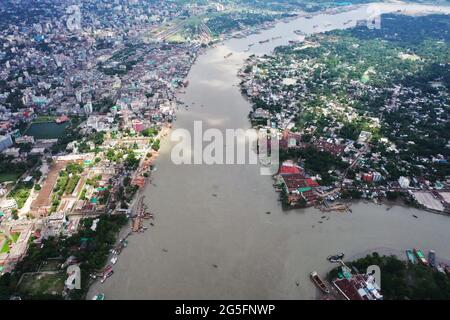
[11,232,20,243]
[0,172,21,183]
[0,240,10,253]
[17,272,66,297]
[33,115,57,123]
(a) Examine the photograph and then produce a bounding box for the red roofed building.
[313,139,345,156]
[306,178,319,187]
[279,165,303,175]
[55,115,70,123]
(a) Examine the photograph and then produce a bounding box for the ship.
[414,249,428,266]
[428,250,436,267]
[310,271,330,294]
[406,249,417,264]
[224,52,233,59]
[92,293,105,300]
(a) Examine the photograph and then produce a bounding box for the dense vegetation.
[0,214,128,300]
[328,252,450,300]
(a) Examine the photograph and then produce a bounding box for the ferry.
[92,293,105,300]
[406,249,417,264]
[428,250,436,267]
[414,249,428,266]
[310,271,330,294]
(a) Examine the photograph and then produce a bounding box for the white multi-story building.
[0,135,13,152]
[398,176,411,189]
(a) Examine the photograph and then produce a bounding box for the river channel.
[88,3,450,299]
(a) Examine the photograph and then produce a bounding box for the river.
[88,3,450,299]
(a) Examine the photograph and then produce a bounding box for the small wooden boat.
[406,249,417,264]
[428,250,436,267]
[100,270,114,283]
[92,293,105,300]
[414,249,428,266]
[327,252,344,263]
[310,271,330,294]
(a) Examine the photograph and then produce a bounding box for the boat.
[444,265,450,276]
[92,293,105,300]
[100,270,114,283]
[414,249,428,266]
[110,257,118,265]
[259,39,270,44]
[428,250,436,267]
[327,252,344,263]
[437,264,446,274]
[406,249,417,264]
[224,52,233,59]
[310,271,330,294]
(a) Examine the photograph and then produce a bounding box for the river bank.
[87,2,450,300]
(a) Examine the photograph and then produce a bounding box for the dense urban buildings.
[0,0,449,302]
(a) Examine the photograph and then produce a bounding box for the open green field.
[17,272,66,297]
[33,115,57,123]
[0,172,21,183]
[0,240,10,253]
[11,232,20,243]
[38,259,63,272]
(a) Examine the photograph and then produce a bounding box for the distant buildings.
[132,119,144,133]
[398,176,411,189]
[84,102,93,115]
[0,135,13,152]
[357,131,372,144]
[15,135,35,145]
